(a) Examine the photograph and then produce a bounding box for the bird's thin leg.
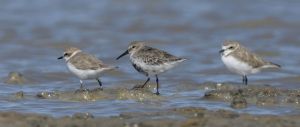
[97,79,103,89]
[75,80,88,93]
[141,77,150,88]
[80,80,84,89]
[245,75,248,85]
[155,75,160,95]
[132,77,150,90]
[242,76,245,84]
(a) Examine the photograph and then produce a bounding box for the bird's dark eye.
[132,46,136,48]
[228,46,234,49]
[64,53,69,56]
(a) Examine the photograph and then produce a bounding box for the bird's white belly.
[67,63,102,80]
[144,62,176,75]
[221,55,253,75]
[131,58,181,76]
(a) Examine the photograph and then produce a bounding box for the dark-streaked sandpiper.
[116,41,186,95]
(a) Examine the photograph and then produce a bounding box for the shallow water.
[0,0,300,117]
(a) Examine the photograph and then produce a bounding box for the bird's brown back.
[69,52,108,70]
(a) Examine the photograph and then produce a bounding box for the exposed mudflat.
[0,106,300,127]
[3,82,300,127]
[202,82,300,107]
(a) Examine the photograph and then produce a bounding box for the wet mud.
[0,106,300,127]
[3,82,299,127]
[202,82,300,107]
[35,87,162,102]
[22,82,300,110]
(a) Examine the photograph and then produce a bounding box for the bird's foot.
[131,85,145,90]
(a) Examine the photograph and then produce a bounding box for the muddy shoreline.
[3,82,300,127]
[0,106,299,127]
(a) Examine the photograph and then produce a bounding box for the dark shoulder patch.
[132,63,148,76]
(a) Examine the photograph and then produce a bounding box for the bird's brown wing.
[232,46,266,68]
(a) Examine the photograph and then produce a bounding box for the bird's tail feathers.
[262,62,281,69]
[178,57,187,62]
[104,66,119,71]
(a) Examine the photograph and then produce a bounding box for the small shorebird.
[219,40,281,85]
[116,41,186,95]
[58,47,116,89]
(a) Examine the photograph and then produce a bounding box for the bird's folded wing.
[70,52,108,70]
[136,46,184,65]
[233,47,266,68]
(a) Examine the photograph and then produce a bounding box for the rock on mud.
[15,91,25,99]
[37,91,59,99]
[4,72,27,84]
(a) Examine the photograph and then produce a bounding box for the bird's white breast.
[221,55,255,75]
[67,62,104,80]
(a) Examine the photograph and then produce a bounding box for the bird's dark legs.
[245,75,248,85]
[97,79,103,90]
[132,77,150,89]
[242,75,248,85]
[131,76,161,95]
[155,75,160,95]
[142,77,150,88]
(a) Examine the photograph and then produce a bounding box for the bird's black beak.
[116,50,129,60]
[219,49,225,54]
[57,56,64,59]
